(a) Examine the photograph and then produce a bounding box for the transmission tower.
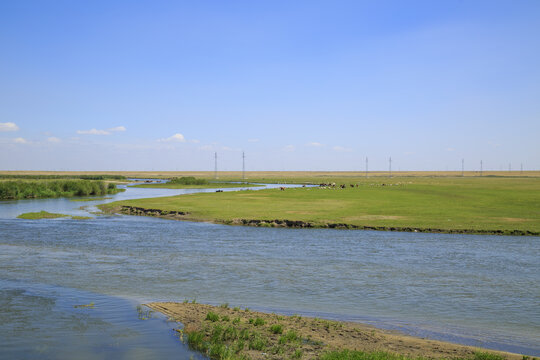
[480,160,483,177]
[242,152,245,181]
[214,152,218,179]
[365,157,368,178]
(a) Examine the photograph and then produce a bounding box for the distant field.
[101,176,540,235]
[1,170,539,182]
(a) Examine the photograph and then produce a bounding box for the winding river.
[1,182,539,358]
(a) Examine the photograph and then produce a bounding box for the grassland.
[148,302,525,360]
[0,180,124,200]
[100,176,540,235]
[17,211,92,220]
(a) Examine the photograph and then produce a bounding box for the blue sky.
[1,0,539,171]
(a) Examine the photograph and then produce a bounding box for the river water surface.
[1,182,539,358]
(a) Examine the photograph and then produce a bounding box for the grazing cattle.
[215,190,223,192]
[280,187,286,191]
[340,184,346,189]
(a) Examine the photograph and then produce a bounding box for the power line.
[480,160,483,177]
[365,157,368,178]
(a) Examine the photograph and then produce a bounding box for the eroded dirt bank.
[104,205,538,236]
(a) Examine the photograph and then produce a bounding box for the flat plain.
[100,174,540,235]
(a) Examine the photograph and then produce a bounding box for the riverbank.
[98,177,540,235]
[148,302,524,360]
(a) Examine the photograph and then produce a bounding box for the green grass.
[279,330,299,344]
[206,312,220,322]
[101,176,540,235]
[0,179,123,200]
[17,211,92,220]
[269,324,283,334]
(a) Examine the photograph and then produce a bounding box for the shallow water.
[0,183,539,357]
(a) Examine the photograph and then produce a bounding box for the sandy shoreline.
[147,302,524,360]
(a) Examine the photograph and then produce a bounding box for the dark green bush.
[0,180,122,200]
[169,176,208,185]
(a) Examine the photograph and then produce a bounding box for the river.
[1,182,539,358]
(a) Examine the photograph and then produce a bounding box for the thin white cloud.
[47,137,61,143]
[108,126,126,132]
[282,145,295,152]
[159,133,185,142]
[332,146,352,152]
[0,122,19,132]
[77,126,126,135]
[13,137,28,144]
[306,142,324,147]
[77,128,110,135]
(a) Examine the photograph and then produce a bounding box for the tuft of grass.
[232,317,241,325]
[221,315,230,322]
[206,311,220,322]
[279,330,299,344]
[239,329,250,340]
[269,324,283,334]
[253,317,265,326]
[220,302,229,309]
[233,306,240,311]
[248,333,267,351]
[187,330,207,352]
[293,348,303,359]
